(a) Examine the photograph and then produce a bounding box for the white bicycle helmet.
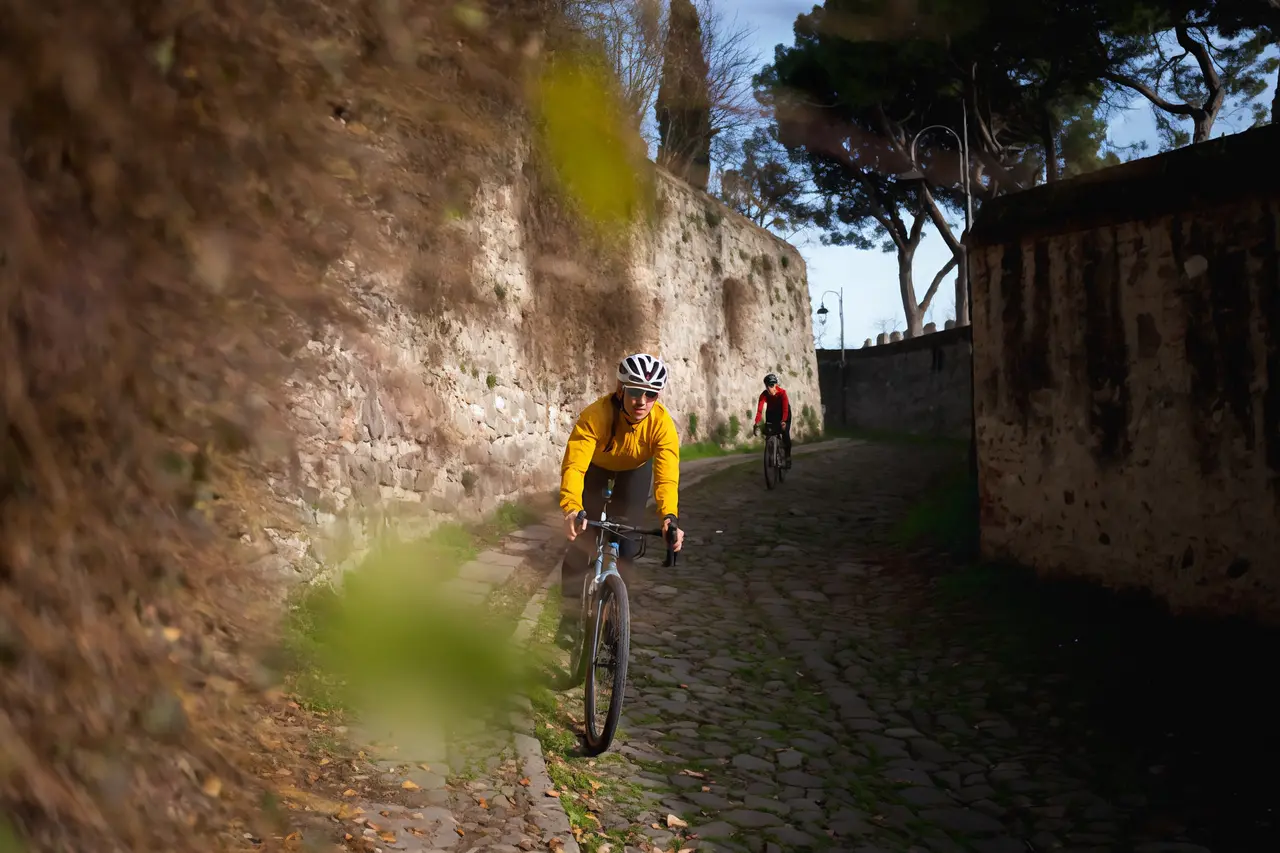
[617,352,669,392]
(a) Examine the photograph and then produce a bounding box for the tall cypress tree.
[655,0,712,190]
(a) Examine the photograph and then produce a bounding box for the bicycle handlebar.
[578,513,680,568]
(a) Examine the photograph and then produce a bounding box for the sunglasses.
[623,387,659,401]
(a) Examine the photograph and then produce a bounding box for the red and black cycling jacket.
[754,387,791,424]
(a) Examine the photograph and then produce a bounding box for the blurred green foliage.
[280,501,546,727]
[534,49,650,231]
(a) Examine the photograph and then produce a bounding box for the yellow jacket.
[559,393,680,519]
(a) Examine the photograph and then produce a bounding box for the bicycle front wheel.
[582,573,631,756]
[777,441,788,484]
[764,437,777,490]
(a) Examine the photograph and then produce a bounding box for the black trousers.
[767,417,792,457]
[560,460,653,617]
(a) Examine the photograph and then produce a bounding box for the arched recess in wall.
[721,276,755,351]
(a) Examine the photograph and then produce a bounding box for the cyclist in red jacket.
[751,373,792,468]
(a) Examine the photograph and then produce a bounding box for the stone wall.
[816,328,972,439]
[263,164,820,581]
[968,124,1280,623]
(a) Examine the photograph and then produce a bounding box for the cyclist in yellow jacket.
[557,352,684,645]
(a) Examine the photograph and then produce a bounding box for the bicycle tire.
[777,442,787,484]
[764,436,777,490]
[582,573,630,756]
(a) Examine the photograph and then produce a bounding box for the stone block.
[457,559,516,586]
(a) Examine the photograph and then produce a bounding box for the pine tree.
[655,0,712,190]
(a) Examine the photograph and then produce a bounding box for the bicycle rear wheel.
[763,436,777,490]
[777,442,787,483]
[582,573,630,756]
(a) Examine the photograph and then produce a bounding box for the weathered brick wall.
[816,328,972,439]
[968,124,1280,623]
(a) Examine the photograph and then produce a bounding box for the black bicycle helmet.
[763,373,778,387]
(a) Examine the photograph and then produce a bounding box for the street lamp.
[899,104,974,327]
[815,289,844,365]
[901,105,980,545]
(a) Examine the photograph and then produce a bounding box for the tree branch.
[1102,70,1198,116]
[1176,24,1224,134]
[920,255,959,314]
[907,196,927,247]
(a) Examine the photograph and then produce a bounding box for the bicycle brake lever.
[662,526,679,568]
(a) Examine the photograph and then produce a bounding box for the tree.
[1101,4,1274,147]
[655,0,713,188]
[716,126,811,236]
[570,1,761,168]
[565,0,667,130]
[692,0,763,166]
[758,12,964,337]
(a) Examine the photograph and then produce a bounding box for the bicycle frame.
[581,481,623,624]
[573,478,676,648]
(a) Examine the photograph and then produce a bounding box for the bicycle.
[567,479,678,756]
[758,422,788,489]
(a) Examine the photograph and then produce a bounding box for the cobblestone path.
[319,446,855,853]
[529,441,1252,853]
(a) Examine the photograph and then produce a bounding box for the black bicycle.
[759,421,788,489]
[568,480,678,755]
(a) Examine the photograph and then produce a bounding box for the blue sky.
[731,0,1279,348]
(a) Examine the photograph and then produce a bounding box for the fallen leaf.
[701,785,710,792]
[678,770,705,779]
[679,683,688,688]
[479,797,488,809]
[410,813,423,820]
[518,777,531,786]
[335,804,362,820]
[589,780,601,791]
[418,763,431,771]
[598,845,613,853]
[549,840,564,852]
[283,832,301,843]
[666,814,688,829]
[342,789,357,797]
[343,833,353,841]
[201,776,223,798]
[162,626,182,642]
[276,786,345,816]
[318,758,331,766]
[545,789,560,798]
[407,826,425,837]
[455,828,465,837]
[679,848,696,853]
[571,827,583,840]
[377,831,396,844]
[401,780,421,791]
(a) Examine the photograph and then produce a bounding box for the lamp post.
[901,106,980,552]
[815,289,844,366]
[900,106,973,326]
[815,288,847,427]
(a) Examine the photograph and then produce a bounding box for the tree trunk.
[1273,69,1279,124]
[956,252,971,327]
[898,247,924,338]
[1042,113,1059,183]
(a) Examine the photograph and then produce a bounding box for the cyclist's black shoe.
[555,614,578,650]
